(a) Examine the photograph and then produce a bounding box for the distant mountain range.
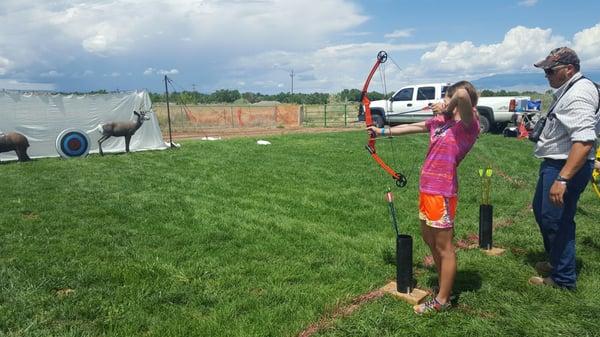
[472,71,600,93]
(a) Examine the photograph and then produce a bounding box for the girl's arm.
[446,88,475,126]
[368,121,428,137]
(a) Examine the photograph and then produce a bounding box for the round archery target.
[55,129,91,158]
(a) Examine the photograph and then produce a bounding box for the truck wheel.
[479,115,491,133]
[372,114,385,128]
[495,122,508,132]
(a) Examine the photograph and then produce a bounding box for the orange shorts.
[418,192,457,228]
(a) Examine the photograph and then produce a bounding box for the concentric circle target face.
[55,129,91,158]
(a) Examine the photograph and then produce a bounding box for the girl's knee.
[436,243,456,258]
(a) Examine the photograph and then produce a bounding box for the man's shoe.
[534,261,553,275]
[528,276,558,288]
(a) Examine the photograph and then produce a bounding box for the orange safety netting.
[180,105,300,128]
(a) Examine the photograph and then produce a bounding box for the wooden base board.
[483,247,506,256]
[382,282,429,305]
[467,244,506,256]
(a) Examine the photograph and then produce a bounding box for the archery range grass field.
[0,131,599,337]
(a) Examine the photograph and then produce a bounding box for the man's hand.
[549,181,567,207]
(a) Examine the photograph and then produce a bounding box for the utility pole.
[192,83,196,92]
[290,69,295,95]
[164,75,174,148]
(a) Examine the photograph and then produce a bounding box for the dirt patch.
[297,288,385,337]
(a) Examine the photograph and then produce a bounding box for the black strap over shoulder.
[547,76,587,118]
[578,76,600,114]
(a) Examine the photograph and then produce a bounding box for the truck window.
[441,86,449,98]
[393,88,413,101]
[417,87,435,100]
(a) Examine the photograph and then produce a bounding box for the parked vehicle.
[359,82,531,133]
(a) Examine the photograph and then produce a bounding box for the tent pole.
[164,75,174,147]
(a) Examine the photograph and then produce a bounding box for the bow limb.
[361,50,407,188]
[360,51,387,127]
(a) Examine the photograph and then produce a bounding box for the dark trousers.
[532,159,593,289]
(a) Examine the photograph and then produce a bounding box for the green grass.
[1,132,598,337]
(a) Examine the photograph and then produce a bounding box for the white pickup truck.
[361,83,530,133]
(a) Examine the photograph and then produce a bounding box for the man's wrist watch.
[556,175,569,184]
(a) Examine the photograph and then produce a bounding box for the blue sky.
[1,0,599,93]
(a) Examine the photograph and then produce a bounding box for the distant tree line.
[479,89,552,97]
[57,88,548,105]
[149,88,389,105]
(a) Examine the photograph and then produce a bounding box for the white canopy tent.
[0,91,169,161]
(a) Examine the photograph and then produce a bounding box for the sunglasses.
[544,65,568,76]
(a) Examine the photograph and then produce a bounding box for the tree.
[210,89,241,103]
[339,88,362,102]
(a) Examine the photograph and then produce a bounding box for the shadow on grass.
[381,247,395,266]
[524,250,584,274]
[425,269,483,304]
[581,236,600,251]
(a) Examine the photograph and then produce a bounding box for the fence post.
[324,104,327,127]
[181,106,184,131]
[344,104,347,127]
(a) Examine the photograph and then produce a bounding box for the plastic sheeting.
[0,91,168,161]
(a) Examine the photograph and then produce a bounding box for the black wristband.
[556,175,569,182]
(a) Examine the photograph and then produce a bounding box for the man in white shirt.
[529,47,599,290]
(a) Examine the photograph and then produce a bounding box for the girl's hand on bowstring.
[430,100,449,115]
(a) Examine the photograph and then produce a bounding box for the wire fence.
[301,103,362,128]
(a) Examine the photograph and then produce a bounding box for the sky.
[1,0,599,94]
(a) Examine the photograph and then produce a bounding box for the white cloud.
[82,34,109,54]
[518,0,538,7]
[385,29,415,39]
[0,0,367,90]
[572,23,600,67]
[0,56,11,75]
[342,31,371,37]
[40,70,64,78]
[0,1,598,93]
[420,26,568,76]
[158,69,179,75]
[228,42,436,92]
[143,68,179,76]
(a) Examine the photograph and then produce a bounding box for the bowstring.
[376,61,405,191]
[390,54,420,189]
[387,55,403,73]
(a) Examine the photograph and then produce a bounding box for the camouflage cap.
[534,47,580,69]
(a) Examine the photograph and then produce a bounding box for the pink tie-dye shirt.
[420,111,479,197]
